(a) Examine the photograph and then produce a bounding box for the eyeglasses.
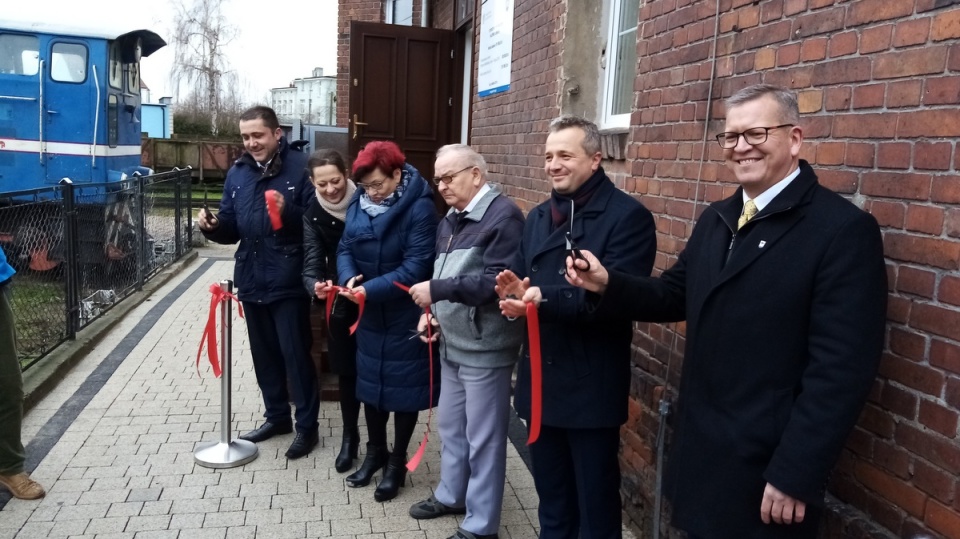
[358,177,390,191]
[432,166,474,185]
[715,124,794,149]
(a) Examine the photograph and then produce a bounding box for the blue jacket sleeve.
[203,173,240,244]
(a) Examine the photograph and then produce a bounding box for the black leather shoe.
[285,430,319,459]
[409,494,466,519]
[238,421,292,443]
[335,429,360,473]
[346,443,388,487]
[373,453,407,502]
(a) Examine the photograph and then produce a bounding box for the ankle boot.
[345,443,387,487]
[335,428,360,473]
[374,452,407,502]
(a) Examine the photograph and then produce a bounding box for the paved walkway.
[0,245,540,539]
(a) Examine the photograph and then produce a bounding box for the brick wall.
[622,1,960,538]
[336,0,383,127]
[471,0,565,213]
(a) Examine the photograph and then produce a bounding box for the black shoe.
[409,494,466,519]
[238,421,292,443]
[345,444,388,487]
[335,429,360,473]
[448,529,499,539]
[373,453,407,502]
[285,430,319,459]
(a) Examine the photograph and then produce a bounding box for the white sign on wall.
[477,0,514,97]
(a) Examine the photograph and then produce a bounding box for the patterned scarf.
[550,167,607,230]
[360,166,410,217]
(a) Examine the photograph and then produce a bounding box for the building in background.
[270,67,337,126]
[336,2,960,538]
[140,81,172,139]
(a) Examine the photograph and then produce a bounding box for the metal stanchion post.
[194,280,259,468]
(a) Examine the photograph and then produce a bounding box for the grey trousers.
[434,358,514,536]
[0,285,25,475]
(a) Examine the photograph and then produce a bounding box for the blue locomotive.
[0,21,165,189]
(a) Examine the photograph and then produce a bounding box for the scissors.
[565,200,590,271]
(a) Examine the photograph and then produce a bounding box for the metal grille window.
[0,34,39,76]
[602,0,638,128]
[51,42,87,83]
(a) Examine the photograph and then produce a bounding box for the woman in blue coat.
[335,141,438,502]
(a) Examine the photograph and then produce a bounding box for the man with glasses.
[496,116,656,539]
[405,144,524,539]
[565,84,887,538]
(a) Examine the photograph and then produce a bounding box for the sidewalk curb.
[21,250,200,412]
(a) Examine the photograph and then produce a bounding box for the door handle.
[352,114,368,140]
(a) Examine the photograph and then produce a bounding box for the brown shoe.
[0,472,46,500]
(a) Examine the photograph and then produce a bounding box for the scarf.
[316,180,356,222]
[550,166,607,230]
[360,166,410,217]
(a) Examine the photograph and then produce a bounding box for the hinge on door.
[448,97,453,106]
[450,49,455,59]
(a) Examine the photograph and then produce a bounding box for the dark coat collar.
[711,160,819,232]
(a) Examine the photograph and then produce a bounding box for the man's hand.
[564,249,609,294]
[409,281,432,309]
[495,270,541,318]
[265,189,285,215]
[417,313,440,343]
[313,279,333,300]
[760,483,806,525]
[197,207,219,232]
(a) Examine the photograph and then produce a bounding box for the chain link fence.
[0,168,193,369]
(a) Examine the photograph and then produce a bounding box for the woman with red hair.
[335,141,439,502]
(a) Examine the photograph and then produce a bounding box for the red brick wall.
[622,1,960,538]
[471,0,564,214]
[337,0,384,127]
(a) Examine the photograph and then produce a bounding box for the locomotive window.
[51,43,87,83]
[0,34,39,76]
[109,42,122,89]
[108,95,119,148]
[126,62,140,93]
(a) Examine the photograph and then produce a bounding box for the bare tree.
[171,0,236,135]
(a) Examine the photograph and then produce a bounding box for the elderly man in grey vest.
[405,144,525,539]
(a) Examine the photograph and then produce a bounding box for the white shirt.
[458,183,492,215]
[744,166,801,211]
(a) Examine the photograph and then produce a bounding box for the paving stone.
[83,516,129,534]
[254,522,308,538]
[106,502,144,518]
[169,512,206,529]
[139,500,173,516]
[124,514,171,532]
[179,527,227,539]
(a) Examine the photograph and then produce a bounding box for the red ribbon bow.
[392,281,435,472]
[525,301,542,445]
[196,283,244,377]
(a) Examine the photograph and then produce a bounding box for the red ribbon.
[323,285,365,335]
[525,301,542,445]
[265,191,282,230]
[196,283,244,378]
[392,281,434,472]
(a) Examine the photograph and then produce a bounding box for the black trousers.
[529,424,622,539]
[243,297,319,432]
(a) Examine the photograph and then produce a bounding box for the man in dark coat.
[497,116,657,539]
[566,84,887,538]
[198,106,320,460]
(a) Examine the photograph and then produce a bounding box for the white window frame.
[601,0,638,129]
[385,0,414,26]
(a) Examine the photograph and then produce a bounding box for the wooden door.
[349,21,457,212]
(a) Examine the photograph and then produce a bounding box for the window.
[0,34,39,76]
[108,41,122,88]
[602,0,638,128]
[455,0,474,29]
[126,62,140,93]
[385,0,414,25]
[51,42,87,83]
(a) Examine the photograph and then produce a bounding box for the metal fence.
[0,168,194,369]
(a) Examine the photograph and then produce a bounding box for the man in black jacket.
[198,106,320,459]
[566,84,887,538]
[497,116,656,539]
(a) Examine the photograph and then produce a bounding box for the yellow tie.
[738,199,758,230]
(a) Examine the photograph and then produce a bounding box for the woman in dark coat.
[335,141,439,502]
[302,149,360,474]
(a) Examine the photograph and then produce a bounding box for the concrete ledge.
[22,250,200,412]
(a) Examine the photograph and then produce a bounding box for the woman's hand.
[313,279,333,300]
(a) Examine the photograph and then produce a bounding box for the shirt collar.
[744,166,801,211]
[460,183,492,214]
